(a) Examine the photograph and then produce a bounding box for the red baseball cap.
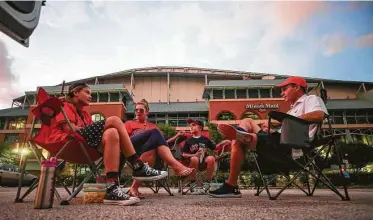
[275,76,307,88]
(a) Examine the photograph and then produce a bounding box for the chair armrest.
[268,111,313,125]
[268,111,313,149]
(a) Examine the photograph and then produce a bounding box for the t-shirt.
[182,136,216,155]
[124,120,158,137]
[286,94,328,138]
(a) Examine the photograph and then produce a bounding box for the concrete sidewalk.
[1,187,373,220]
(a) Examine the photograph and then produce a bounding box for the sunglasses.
[135,108,145,113]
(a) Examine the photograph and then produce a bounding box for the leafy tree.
[341,143,373,170]
[329,143,373,171]
[0,141,7,156]
[206,122,224,144]
[157,123,177,139]
[0,141,18,165]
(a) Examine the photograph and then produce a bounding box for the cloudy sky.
[0,1,373,109]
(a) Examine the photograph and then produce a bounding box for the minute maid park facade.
[1,66,372,172]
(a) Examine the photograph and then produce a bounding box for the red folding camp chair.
[15,87,103,205]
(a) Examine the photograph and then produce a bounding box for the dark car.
[0,164,37,187]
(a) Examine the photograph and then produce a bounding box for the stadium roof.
[0,107,29,117]
[126,102,208,113]
[206,79,319,88]
[2,99,373,118]
[326,99,373,110]
[56,66,373,86]
[25,84,130,95]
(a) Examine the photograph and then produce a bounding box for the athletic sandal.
[177,168,194,178]
[217,124,253,144]
[129,190,145,199]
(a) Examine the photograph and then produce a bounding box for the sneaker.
[104,182,140,206]
[217,124,253,145]
[190,187,207,195]
[132,162,168,181]
[208,182,242,198]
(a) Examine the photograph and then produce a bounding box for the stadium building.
[1,66,373,172]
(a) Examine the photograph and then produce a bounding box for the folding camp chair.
[14,88,103,205]
[252,91,350,201]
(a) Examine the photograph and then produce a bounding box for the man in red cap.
[208,76,328,198]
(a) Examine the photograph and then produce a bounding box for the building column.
[167,72,170,104]
[345,129,353,143]
[130,72,135,98]
[22,96,27,109]
[4,118,9,130]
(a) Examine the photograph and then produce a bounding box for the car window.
[1,164,16,171]
[2,164,12,171]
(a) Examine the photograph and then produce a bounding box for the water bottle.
[199,148,205,163]
[343,170,350,179]
[34,157,58,209]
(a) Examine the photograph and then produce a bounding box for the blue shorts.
[130,128,167,156]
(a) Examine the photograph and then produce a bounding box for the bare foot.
[174,167,194,177]
[218,124,253,144]
[129,189,145,199]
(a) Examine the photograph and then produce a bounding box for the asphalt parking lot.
[1,187,373,220]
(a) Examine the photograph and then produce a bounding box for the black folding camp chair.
[14,87,104,205]
[252,91,350,201]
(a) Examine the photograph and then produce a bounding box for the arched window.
[217,112,235,120]
[241,111,260,120]
[91,113,105,122]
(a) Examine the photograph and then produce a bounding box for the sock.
[127,154,143,170]
[106,172,119,184]
[225,181,238,189]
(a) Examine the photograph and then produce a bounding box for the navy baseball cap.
[187,118,204,127]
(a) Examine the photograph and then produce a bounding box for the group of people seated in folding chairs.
[44,75,328,206]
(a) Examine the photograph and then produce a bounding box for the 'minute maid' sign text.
[246,103,279,109]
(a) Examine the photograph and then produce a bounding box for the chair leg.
[60,171,95,205]
[157,179,174,196]
[178,179,182,194]
[255,175,276,196]
[255,184,260,196]
[302,156,312,196]
[306,143,350,201]
[252,153,275,200]
[333,142,350,201]
[15,155,29,203]
[72,164,78,193]
[283,173,309,196]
